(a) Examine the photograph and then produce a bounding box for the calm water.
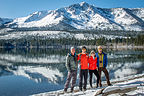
[0,48,144,96]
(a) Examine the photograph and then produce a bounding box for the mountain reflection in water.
[0,48,143,96]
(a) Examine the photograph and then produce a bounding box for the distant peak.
[68,2,90,10]
[80,2,89,6]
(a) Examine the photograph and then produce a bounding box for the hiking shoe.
[83,88,87,91]
[79,88,82,91]
[70,87,74,93]
[64,89,67,93]
[108,84,112,86]
[64,91,67,93]
[90,86,93,88]
[99,84,102,87]
[96,85,99,88]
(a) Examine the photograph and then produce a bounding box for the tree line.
[0,34,144,48]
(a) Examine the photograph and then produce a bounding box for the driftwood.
[99,86,137,96]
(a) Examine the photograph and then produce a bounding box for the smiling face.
[91,52,95,57]
[71,48,75,55]
[82,48,86,53]
[98,46,103,54]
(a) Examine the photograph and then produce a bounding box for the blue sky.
[0,0,144,19]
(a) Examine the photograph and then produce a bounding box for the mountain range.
[1,2,144,31]
[0,18,12,26]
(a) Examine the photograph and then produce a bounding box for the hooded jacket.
[65,53,78,71]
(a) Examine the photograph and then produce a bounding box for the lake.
[0,48,144,96]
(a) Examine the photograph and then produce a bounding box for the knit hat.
[82,46,87,50]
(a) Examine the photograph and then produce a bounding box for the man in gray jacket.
[64,47,78,93]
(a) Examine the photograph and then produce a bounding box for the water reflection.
[0,48,144,95]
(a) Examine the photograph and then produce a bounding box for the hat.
[82,46,87,50]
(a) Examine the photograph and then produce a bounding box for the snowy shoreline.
[0,45,144,49]
[32,73,144,96]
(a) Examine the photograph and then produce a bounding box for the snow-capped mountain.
[0,18,12,26]
[5,2,144,31]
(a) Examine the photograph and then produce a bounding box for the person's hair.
[82,46,86,50]
[70,47,75,51]
[90,50,95,55]
[97,46,102,49]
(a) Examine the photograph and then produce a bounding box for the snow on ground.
[32,73,144,96]
[0,30,127,40]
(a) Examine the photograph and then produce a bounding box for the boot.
[108,83,112,86]
[96,84,99,88]
[64,88,67,93]
[90,84,93,88]
[83,88,87,91]
[99,83,102,87]
[71,87,74,93]
[79,87,82,91]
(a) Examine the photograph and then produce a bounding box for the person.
[88,50,100,88]
[64,47,78,93]
[96,46,112,87]
[78,46,89,91]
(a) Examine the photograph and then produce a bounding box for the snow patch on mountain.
[6,2,144,31]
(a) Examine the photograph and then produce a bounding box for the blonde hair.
[90,50,95,55]
[97,46,102,49]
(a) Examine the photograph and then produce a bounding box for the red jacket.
[78,53,89,69]
[88,56,98,70]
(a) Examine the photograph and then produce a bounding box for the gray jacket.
[66,53,78,72]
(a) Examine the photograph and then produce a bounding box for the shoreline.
[32,73,144,96]
[0,45,144,49]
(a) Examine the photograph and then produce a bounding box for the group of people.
[64,46,112,93]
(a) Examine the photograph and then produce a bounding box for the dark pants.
[64,70,77,90]
[79,69,88,89]
[89,70,100,87]
[98,67,111,86]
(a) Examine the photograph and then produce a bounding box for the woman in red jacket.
[88,50,100,88]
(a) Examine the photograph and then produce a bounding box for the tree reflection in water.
[0,48,143,95]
